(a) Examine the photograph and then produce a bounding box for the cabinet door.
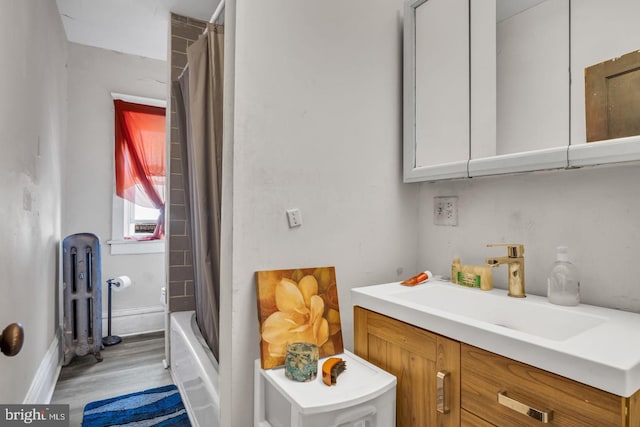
[403,0,470,182]
[461,344,626,426]
[354,306,460,426]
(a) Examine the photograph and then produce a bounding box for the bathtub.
[170,311,220,427]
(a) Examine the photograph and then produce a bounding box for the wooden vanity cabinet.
[354,306,640,427]
[354,306,460,426]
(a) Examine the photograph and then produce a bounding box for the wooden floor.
[50,332,173,426]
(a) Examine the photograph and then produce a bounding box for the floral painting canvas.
[255,266,344,369]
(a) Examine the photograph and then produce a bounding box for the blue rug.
[82,384,191,426]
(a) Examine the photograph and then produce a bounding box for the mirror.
[495,0,569,155]
[469,0,570,176]
[404,0,470,182]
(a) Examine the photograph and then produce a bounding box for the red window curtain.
[114,100,166,240]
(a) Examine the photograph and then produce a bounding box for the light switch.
[286,208,302,228]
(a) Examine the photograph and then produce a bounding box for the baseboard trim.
[24,333,61,404]
[102,305,165,337]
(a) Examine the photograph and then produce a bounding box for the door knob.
[1,323,24,356]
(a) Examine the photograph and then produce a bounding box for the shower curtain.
[173,23,224,360]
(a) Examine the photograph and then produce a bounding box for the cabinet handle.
[497,390,553,423]
[436,370,450,414]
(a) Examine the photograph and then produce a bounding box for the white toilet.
[254,350,396,427]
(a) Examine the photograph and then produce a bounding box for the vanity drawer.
[461,344,625,427]
[461,409,494,427]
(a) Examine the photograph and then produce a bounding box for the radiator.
[62,233,103,365]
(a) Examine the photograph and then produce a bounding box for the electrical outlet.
[434,196,458,226]
[286,208,303,228]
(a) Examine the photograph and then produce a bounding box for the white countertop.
[351,280,640,397]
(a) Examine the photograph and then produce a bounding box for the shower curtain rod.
[209,0,225,23]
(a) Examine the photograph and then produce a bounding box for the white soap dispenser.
[547,246,580,306]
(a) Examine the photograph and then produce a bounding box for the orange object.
[322,357,346,386]
[401,270,432,286]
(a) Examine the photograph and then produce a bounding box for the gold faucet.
[485,244,526,298]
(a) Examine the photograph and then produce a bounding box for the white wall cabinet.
[404,0,640,182]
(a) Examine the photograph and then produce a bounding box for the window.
[109,94,166,255]
[123,184,164,238]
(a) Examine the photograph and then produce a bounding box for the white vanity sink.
[390,283,606,341]
[352,280,640,397]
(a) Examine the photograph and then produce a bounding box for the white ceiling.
[56,0,220,61]
[56,0,545,61]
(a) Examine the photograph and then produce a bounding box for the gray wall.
[0,1,67,402]
[418,163,640,312]
[221,0,419,424]
[63,43,167,334]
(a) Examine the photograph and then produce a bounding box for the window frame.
[108,92,167,255]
